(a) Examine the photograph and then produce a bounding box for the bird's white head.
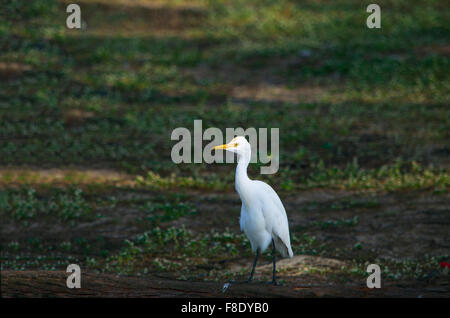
[213,136,251,162]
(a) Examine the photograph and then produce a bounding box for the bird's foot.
[222,282,231,293]
[265,279,281,286]
[222,280,251,293]
[271,280,281,286]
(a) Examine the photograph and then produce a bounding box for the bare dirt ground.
[1,0,448,298]
[2,189,449,297]
[2,264,448,298]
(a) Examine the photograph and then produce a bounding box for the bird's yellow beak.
[213,144,229,150]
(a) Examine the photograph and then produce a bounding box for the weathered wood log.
[0,270,306,298]
[1,270,448,298]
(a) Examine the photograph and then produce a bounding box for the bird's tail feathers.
[273,234,294,258]
[287,246,294,258]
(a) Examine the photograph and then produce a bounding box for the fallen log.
[2,270,448,298]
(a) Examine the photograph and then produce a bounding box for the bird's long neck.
[235,151,251,200]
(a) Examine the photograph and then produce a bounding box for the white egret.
[214,136,293,285]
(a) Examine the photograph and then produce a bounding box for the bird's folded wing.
[257,182,293,258]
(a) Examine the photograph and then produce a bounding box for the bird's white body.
[217,136,293,258]
[236,162,293,258]
[238,179,293,257]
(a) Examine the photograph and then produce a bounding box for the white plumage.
[239,180,293,258]
[214,136,293,284]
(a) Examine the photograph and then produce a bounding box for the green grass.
[88,226,252,276]
[311,216,359,229]
[0,0,448,285]
[1,0,448,182]
[138,200,197,225]
[0,187,93,225]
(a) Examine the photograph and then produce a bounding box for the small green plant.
[57,189,92,221]
[140,201,197,224]
[2,187,92,224]
[313,216,359,229]
[60,241,72,252]
[12,188,40,221]
[7,241,20,251]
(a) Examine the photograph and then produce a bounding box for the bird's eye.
[234,143,238,147]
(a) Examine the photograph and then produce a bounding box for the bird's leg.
[223,247,279,292]
[271,240,280,286]
[224,249,259,290]
[247,249,260,283]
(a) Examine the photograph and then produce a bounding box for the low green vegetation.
[283,159,449,192]
[138,200,197,225]
[311,216,359,229]
[0,187,93,225]
[1,0,448,288]
[102,227,249,277]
